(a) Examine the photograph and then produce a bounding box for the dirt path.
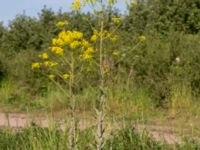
[133,124,184,144]
[0,112,189,144]
[0,112,94,130]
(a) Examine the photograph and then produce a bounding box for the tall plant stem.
[69,53,76,150]
[97,20,105,150]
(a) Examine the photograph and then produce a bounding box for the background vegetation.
[0,0,200,110]
[0,0,200,149]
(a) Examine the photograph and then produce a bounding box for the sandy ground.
[0,112,187,144]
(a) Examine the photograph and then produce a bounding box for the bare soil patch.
[0,112,194,144]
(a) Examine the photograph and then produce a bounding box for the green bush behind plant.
[0,1,200,108]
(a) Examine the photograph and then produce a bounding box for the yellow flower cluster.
[63,73,70,79]
[80,47,94,60]
[112,17,121,24]
[52,38,64,47]
[56,21,68,27]
[70,41,80,49]
[52,30,83,47]
[71,0,82,9]
[81,40,91,47]
[32,62,41,69]
[48,74,56,80]
[39,53,49,59]
[49,74,71,80]
[70,0,108,9]
[32,20,95,75]
[43,61,58,67]
[91,34,97,42]
[32,60,58,70]
[50,47,64,56]
[138,35,146,42]
[52,29,94,60]
[90,30,111,42]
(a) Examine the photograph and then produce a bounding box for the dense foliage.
[0,0,200,107]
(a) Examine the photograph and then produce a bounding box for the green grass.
[0,125,200,150]
[0,79,200,127]
[0,79,200,149]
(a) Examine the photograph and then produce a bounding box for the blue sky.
[0,0,126,26]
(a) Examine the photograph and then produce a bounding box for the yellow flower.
[49,61,58,67]
[49,74,56,80]
[91,34,97,42]
[73,31,83,39]
[70,41,80,49]
[56,21,68,27]
[63,73,70,79]
[80,47,94,60]
[52,30,85,50]
[86,47,94,53]
[81,40,90,48]
[71,0,81,10]
[81,53,92,60]
[132,1,138,6]
[43,61,58,67]
[32,62,41,69]
[39,53,49,59]
[51,47,64,56]
[52,38,65,46]
[59,31,71,44]
[112,17,121,24]
[138,35,146,42]
[44,61,50,67]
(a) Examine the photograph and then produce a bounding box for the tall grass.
[0,79,28,108]
[170,83,192,117]
[0,125,200,150]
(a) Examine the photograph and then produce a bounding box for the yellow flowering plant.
[68,0,146,149]
[32,0,145,149]
[32,18,96,149]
